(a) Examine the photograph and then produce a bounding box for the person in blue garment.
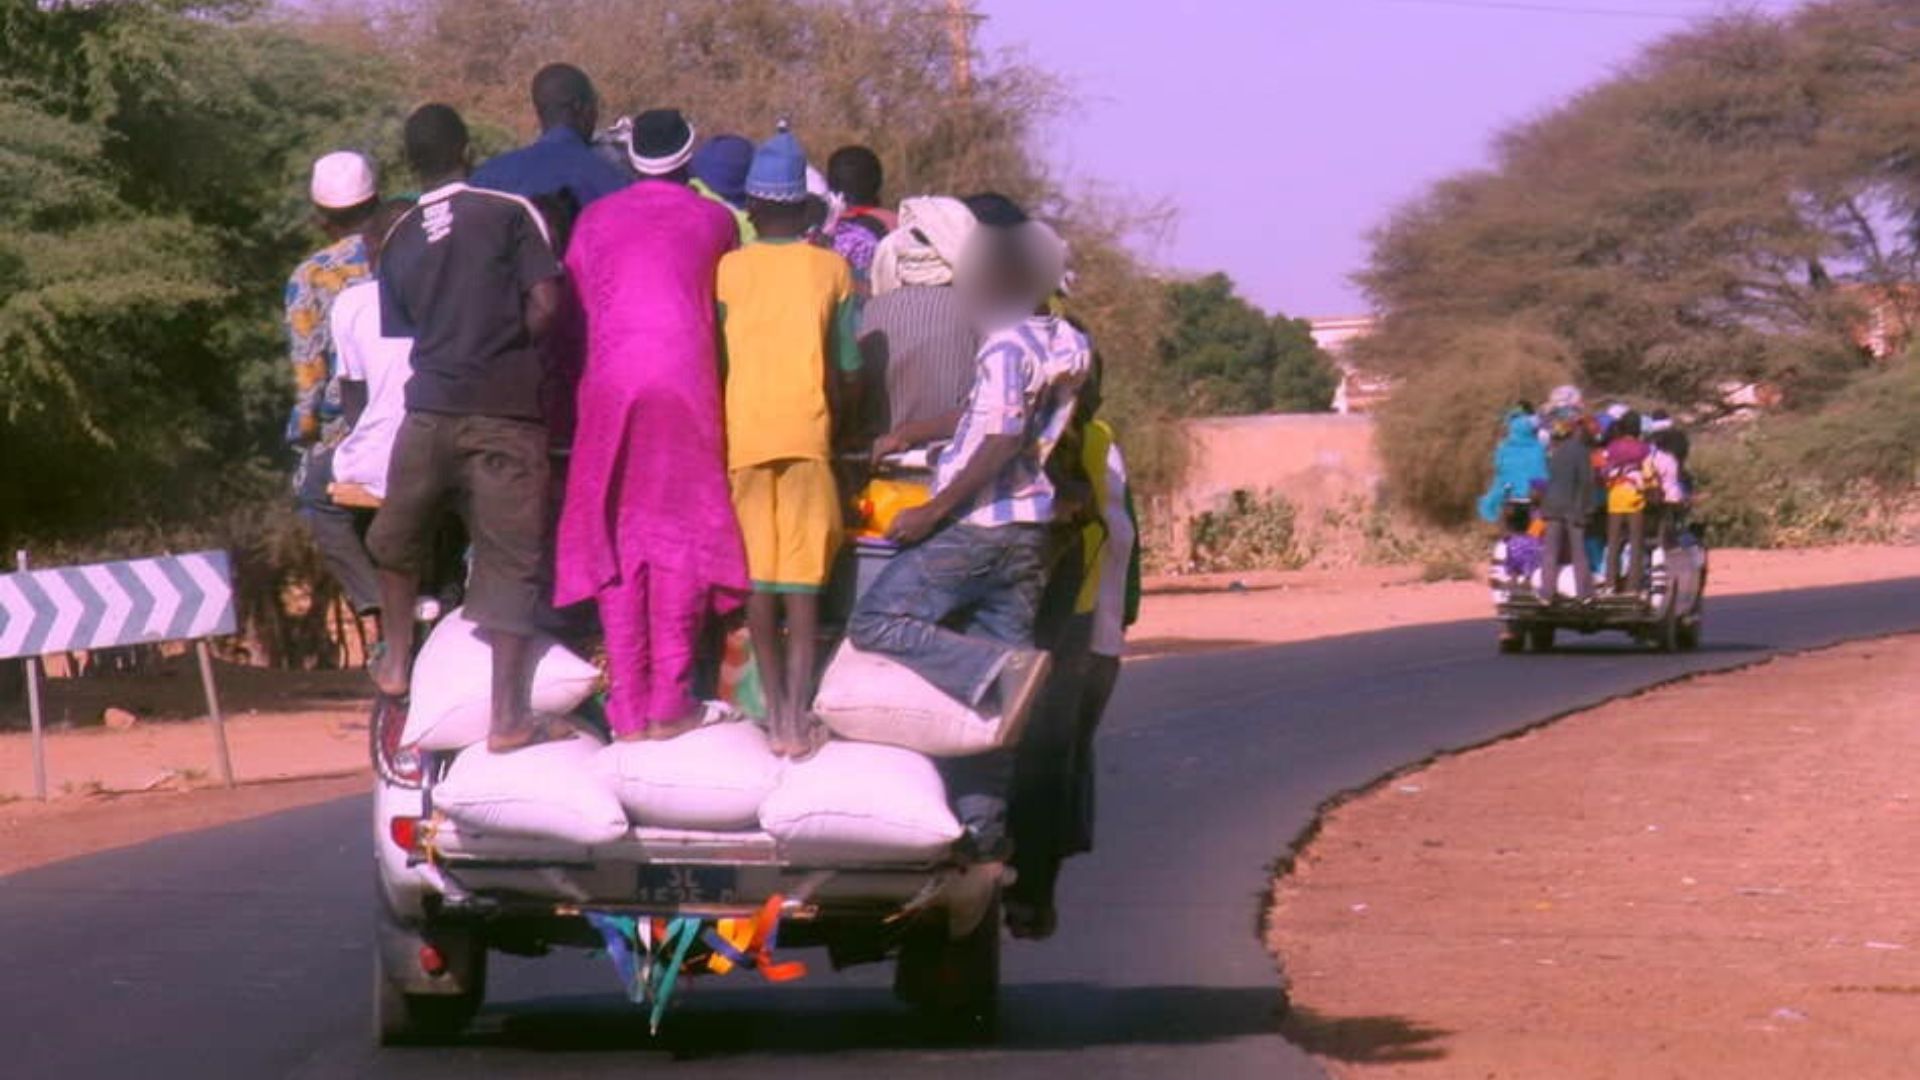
[1477,405,1550,526]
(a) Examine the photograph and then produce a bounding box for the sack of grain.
[401,607,601,751]
[434,735,627,846]
[811,641,1015,758]
[597,720,783,831]
[758,742,962,863]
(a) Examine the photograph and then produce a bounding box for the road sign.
[4,550,239,798]
[0,551,236,661]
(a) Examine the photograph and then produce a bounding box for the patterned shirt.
[283,233,371,447]
[934,315,1091,528]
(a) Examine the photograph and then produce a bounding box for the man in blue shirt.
[471,63,629,252]
[473,63,628,449]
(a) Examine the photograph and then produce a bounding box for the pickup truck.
[368,452,1000,1045]
[1488,521,1708,653]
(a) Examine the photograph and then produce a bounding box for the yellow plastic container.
[856,478,932,538]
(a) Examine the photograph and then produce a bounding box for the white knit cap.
[310,151,377,210]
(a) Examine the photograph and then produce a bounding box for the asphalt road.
[7,578,1920,1079]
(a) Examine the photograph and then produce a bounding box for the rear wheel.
[1498,626,1524,654]
[1527,625,1556,653]
[373,934,487,1046]
[895,898,1001,1043]
[1677,617,1701,652]
[1654,612,1682,654]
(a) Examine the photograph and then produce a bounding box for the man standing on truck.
[555,109,750,743]
[1538,410,1599,605]
[848,218,1088,854]
[470,63,630,251]
[366,104,569,752]
[287,151,381,644]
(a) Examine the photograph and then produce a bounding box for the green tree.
[1157,273,1277,416]
[1270,315,1339,413]
[0,0,404,546]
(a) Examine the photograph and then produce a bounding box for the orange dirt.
[1267,635,1920,1079]
[0,773,368,876]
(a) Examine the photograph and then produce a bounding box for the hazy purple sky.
[979,0,1808,318]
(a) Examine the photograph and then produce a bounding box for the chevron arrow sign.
[0,550,237,660]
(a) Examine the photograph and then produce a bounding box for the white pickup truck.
[370,704,1004,1045]
[368,451,1001,1045]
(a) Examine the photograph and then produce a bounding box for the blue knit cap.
[746,123,808,204]
[692,135,753,207]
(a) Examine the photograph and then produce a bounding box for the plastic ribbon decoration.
[581,895,810,1035]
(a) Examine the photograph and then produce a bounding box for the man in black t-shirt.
[366,103,569,752]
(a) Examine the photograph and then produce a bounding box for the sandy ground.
[1131,543,1920,655]
[1267,634,1920,1079]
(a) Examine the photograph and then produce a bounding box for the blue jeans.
[848,521,1050,843]
[849,522,1049,703]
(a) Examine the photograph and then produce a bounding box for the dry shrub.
[1375,325,1574,524]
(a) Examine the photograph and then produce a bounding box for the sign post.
[17,551,47,801]
[0,550,238,798]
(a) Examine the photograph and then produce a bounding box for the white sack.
[401,607,601,751]
[434,736,628,846]
[812,642,1013,757]
[758,742,962,863]
[597,721,783,831]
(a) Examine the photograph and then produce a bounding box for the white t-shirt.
[328,279,413,499]
[1090,441,1136,659]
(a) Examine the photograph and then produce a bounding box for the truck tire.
[894,897,1001,1043]
[1497,627,1524,654]
[1678,617,1701,652]
[373,937,486,1046]
[1527,625,1556,653]
[1654,611,1682,654]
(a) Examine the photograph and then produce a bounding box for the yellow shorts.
[729,458,844,593]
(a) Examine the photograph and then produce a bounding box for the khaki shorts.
[367,412,549,636]
[729,458,844,593]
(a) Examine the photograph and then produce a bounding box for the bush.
[1687,357,1920,548]
[1374,325,1574,524]
[1186,490,1307,573]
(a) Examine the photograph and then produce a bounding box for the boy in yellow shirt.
[717,126,862,758]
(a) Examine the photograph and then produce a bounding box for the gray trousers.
[1539,517,1592,601]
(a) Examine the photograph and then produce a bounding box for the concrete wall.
[1169,414,1383,554]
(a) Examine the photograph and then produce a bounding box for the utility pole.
[945,0,982,98]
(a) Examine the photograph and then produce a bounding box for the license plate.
[634,865,740,906]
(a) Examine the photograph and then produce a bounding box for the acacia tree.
[1361,0,1920,521]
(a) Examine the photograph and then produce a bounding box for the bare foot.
[786,713,831,763]
[641,713,704,742]
[370,653,409,700]
[487,715,580,754]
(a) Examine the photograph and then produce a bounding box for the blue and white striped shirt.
[934,315,1091,527]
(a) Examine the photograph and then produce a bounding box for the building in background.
[1308,314,1394,415]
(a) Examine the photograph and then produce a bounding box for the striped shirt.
[934,315,1091,528]
[859,285,979,432]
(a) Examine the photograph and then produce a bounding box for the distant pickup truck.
[1488,523,1708,653]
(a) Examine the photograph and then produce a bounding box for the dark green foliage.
[0,0,404,548]
[1155,273,1338,417]
[1270,315,1339,413]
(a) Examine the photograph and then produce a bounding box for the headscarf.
[870,195,977,295]
[1477,408,1551,523]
